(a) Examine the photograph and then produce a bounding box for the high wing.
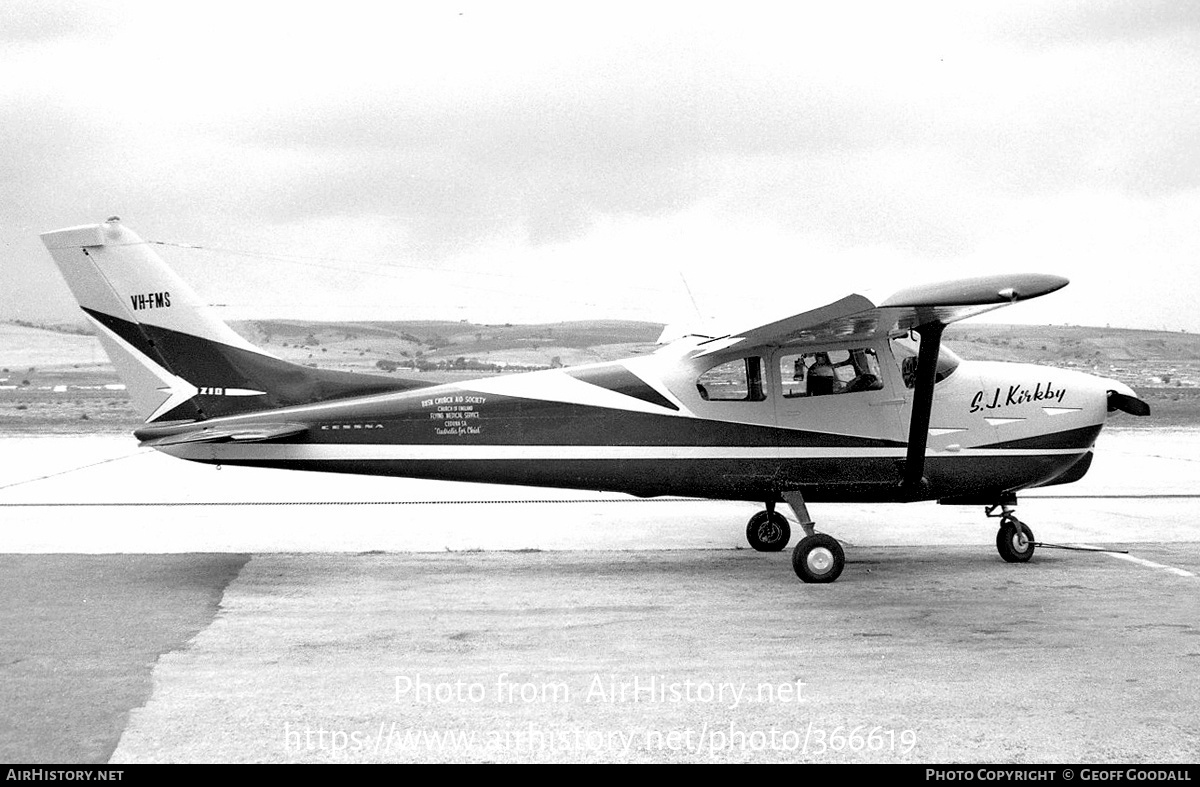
[679,273,1070,501]
[680,274,1069,352]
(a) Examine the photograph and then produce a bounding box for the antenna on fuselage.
[679,272,704,321]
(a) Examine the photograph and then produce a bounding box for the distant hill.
[227,318,665,374]
[0,322,108,369]
[4,318,1198,431]
[4,318,1198,388]
[942,323,1200,388]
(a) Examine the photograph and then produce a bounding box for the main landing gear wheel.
[996,518,1036,563]
[746,510,791,552]
[792,534,845,583]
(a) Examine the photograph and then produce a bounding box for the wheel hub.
[807,547,834,574]
[758,523,781,543]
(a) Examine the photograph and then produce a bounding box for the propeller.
[1107,390,1151,416]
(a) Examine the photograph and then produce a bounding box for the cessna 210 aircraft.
[41,217,1150,582]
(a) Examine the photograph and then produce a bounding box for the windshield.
[890,332,961,388]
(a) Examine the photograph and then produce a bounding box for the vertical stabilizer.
[41,217,423,422]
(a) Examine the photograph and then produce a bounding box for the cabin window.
[696,357,766,401]
[779,348,884,397]
[890,332,961,388]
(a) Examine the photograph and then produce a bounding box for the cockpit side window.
[890,331,961,388]
[779,348,884,397]
[696,357,766,401]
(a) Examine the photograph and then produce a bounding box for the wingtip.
[881,273,1069,308]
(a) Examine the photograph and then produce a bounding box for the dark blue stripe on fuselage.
[176,452,1084,503]
[84,307,434,420]
[295,386,908,448]
[565,364,679,411]
[977,424,1102,451]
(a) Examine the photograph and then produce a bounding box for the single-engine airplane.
[40,218,1150,582]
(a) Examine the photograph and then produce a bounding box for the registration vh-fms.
[40,218,1149,582]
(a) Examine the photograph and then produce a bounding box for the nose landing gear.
[987,503,1036,563]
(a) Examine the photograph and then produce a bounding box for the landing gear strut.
[746,502,791,552]
[987,503,1036,563]
[744,493,846,582]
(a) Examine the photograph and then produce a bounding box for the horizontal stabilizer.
[135,421,309,447]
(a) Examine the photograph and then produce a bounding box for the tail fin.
[41,217,425,423]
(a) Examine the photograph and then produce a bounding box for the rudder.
[41,217,425,423]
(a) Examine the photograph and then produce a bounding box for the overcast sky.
[3,1,1199,331]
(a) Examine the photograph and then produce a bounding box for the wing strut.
[900,321,946,500]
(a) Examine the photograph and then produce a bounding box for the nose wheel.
[987,503,1036,563]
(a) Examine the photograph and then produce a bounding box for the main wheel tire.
[746,510,791,552]
[996,520,1036,563]
[792,533,845,583]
